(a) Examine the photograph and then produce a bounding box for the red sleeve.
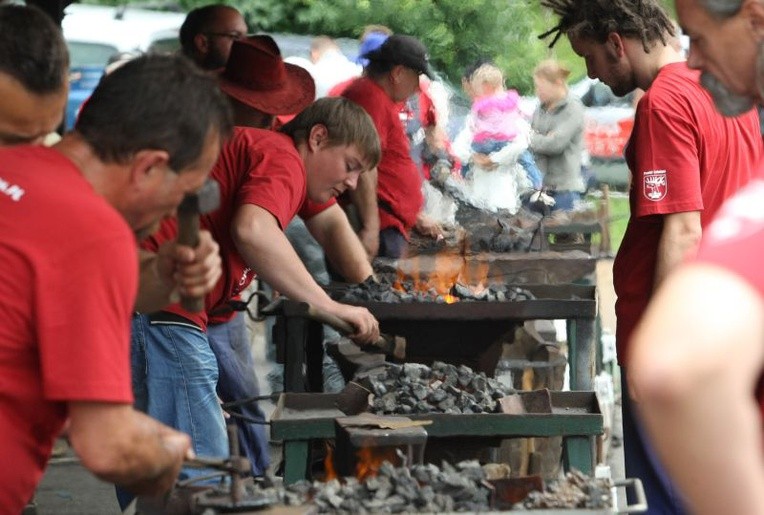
[299,197,336,220]
[39,230,136,402]
[236,143,307,230]
[695,180,764,292]
[343,82,390,150]
[628,103,704,219]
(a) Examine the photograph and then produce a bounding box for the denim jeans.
[549,190,581,211]
[379,227,408,259]
[117,314,229,509]
[207,313,270,476]
[517,150,543,190]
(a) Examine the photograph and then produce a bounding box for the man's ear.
[390,64,405,84]
[308,124,329,152]
[194,33,209,54]
[744,0,764,40]
[129,149,171,189]
[606,32,626,58]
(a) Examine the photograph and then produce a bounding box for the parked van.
[61,4,185,129]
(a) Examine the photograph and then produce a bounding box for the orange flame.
[355,446,400,481]
[324,442,337,481]
[393,254,491,303]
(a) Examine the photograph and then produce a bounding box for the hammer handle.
[176,210,204,313]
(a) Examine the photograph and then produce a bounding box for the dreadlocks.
[539,0,675,53]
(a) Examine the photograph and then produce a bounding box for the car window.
[67,41,119,68]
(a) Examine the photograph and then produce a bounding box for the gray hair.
[699,0,744,17]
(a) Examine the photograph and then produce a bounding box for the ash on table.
[369,362,512,415]
[333,275,535,304]
[514,469,612,510]
[283,460,493,513]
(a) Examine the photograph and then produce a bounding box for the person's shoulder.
[644,62,703,103]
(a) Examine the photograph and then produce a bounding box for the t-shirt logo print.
[643,170,668,201]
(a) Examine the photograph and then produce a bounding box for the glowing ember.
[355,446,400,481]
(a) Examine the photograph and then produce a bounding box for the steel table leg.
[562,435,595,475]
[567,317,596,390]
[282,440,310,485]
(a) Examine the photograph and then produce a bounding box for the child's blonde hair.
[471,63,504,94]
[533,59,571,85]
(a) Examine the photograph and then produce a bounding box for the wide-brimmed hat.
[362,34,435,80]
[218,35,315,116]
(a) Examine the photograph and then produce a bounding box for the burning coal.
[368,362,512,416]
[334,274,534,304]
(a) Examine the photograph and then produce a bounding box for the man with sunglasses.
[179,4,247,70]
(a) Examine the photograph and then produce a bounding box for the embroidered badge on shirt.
[643,170,667,201]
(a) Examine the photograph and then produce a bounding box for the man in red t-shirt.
[0,54,232,514]
[127,38,379,488]
[542,1,763,512]
[341,34,443,258]
[630,3,764,514]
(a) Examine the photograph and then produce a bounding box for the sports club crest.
[643,170,667,201]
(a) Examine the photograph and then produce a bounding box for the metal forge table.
[271,392,603,485]
[273,282,597,393]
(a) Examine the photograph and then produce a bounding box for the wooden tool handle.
[176,210,204,313]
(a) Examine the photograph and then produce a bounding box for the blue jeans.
[379,227,408,259]
[118,314,229,509]
[621,370,688,514]
[207,313,270,476]
[549,190,581,211]
[518,150,543,190]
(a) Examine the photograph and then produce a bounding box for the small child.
[469,64,542,190]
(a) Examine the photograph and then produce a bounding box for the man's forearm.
[305,205,373,283]
[233,205,337,311]
[68,403,188,495]
[654,210,702,288]
[348,168,379,232]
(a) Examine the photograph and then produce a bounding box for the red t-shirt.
[0,146,136,513]
[342,77,424,236]
[694,178,764,416]
[614,62,762,365]
[143,128,333,329]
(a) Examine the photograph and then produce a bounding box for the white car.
[62,4,186,129]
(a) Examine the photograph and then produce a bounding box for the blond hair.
[533,59,571,85]
[471,63,504,94]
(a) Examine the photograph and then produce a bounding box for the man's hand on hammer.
[328,301,380,345]
[158,230,222,302]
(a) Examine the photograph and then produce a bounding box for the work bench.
[271,392,603,485]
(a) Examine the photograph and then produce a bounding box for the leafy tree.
[87,0,678,93]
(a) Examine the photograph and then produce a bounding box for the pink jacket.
[471,89,523,143]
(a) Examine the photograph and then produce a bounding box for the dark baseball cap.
[362,34,436,79]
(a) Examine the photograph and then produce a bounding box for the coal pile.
[514,469,612,510]
[333,275,535,304]
[368,362,512,415]
[283,460,493,513]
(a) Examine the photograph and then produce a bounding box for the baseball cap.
[362,34,435,80]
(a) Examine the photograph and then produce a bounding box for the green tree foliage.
[94,0,677,93]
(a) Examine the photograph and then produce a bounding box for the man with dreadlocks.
[540,1,763,513]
